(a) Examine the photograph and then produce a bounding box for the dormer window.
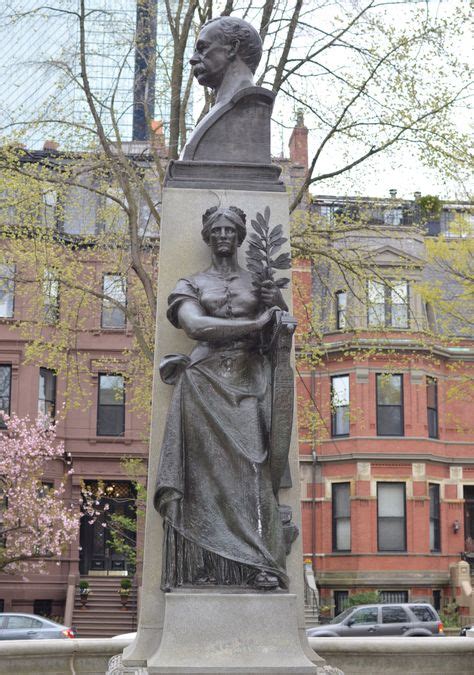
[367,280,409,329]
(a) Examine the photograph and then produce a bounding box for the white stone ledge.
[309,636,474,675]
[0,638,130,675]
[0,636,473,675]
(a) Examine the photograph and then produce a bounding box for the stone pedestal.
[147,593,321,674]
[119,187,340,673]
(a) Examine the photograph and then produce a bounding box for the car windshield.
[329,607,353,624]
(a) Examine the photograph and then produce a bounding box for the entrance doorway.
[80,481,136,576]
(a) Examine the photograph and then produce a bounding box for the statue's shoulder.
[171,271,211,296]
[181,86,275,164]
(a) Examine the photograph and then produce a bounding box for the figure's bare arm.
[177,300,278,341]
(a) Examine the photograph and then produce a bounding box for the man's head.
[190,17,262,91]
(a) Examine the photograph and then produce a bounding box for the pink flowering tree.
[0,413,78,573]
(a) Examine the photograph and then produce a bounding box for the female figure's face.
[208,216,238,256]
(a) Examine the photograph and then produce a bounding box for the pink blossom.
[0,413,79,574]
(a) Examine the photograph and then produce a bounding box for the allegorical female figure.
[154,206,289,591]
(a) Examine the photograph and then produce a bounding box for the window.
[97,374,125,436]
[43,269,59,324]
[334,591,349,616]
[432,590,441,610]
[0,485,6,546]
[102,274,126,329]
[319,205,334,222]
[0,264,15,318]
[376,374,404,436]
[351,607,378,625]
[0,364,12,428]
[331,375,350,437]
[380,590,408,603]
[368,280,409,328]
[427,377,438,438]
[332,483,351,551]
[410,605,436,622]
[5,616,42,629]
[38,482,53,499]
[41,190,57,228]
[381,606,409,623]
[33,599,53,618]
[383,207,403,226]
[429,483,441,552]
[38,368,56,420]
[377,482,406,552]
[335,291,347,329]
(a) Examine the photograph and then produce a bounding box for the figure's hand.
[256,306,279,330]
[260,280,287,310]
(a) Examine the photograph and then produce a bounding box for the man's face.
[190,24,233,90]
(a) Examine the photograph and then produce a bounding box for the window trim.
[377,482,407,552]
[97,373,125,437]
[367,279,409,329]
[0,364,12,428]
[0,263,15,319]
[331,374,350,437]
[38,367,57,420]
[101,273,127,330]
[429,483,441,553]
[43,269,59,324]
[376,373,404,437]
[335,290,347,330]
[427,376,439,439]
[332,482,351,552]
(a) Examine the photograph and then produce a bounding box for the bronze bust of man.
[179,16,275,167]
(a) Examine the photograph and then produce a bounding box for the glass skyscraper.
[0,0,191,148]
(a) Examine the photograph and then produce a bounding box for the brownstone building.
[0,127,472,636]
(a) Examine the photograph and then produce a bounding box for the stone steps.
[304,604,320,629]
[71,577,137,638]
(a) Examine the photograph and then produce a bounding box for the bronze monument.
[154,204,296,592]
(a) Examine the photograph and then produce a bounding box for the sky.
[1,0,471,202]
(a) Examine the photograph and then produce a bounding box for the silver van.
[306,603,444,637]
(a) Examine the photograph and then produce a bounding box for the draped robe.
[154,269,287,589]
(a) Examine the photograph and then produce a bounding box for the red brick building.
[287,125,473,619]
[0,129,472,634]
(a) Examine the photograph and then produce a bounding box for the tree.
[0,0,471,407]
[0,413,78,573]
[417,212,473,338]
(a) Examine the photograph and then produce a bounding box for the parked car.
[460,625,473,636]
[306,603,444,637]
[0,613,76,640]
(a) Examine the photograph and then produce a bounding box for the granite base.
[141,592,341,674]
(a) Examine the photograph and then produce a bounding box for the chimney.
[151,119,167,153]
[288,109,308,170]
[43,140,59,151]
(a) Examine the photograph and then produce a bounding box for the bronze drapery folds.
[154,206,297,592]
